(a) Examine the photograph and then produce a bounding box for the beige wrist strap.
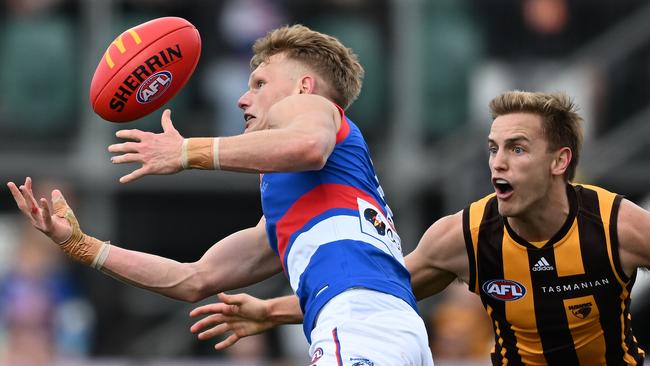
[53,194,106,267]
[181,137,220,170]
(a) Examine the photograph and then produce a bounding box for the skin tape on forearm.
[183,137,220,170]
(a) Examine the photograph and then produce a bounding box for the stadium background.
[1,0,650,365]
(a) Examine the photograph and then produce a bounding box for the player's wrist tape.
[181,137,220,170]
[53,195,110,269]
[58,228,106,268]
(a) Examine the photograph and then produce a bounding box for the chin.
[496,202,517,218]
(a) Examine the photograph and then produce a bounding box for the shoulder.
[422,212,464,244]
[416,211,468,277]
[616,198,650,275]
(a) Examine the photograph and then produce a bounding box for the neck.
[507,182,570,242]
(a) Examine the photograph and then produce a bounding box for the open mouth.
[493,178,514,196]
[243,114,255,130]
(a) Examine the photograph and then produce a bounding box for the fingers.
[21,177,40,216]
[190,302,229,318]
[215,334,240,350]
[7,181,27,211]
[108,141,140,154]
[218,292,248,307]
[197,321,230,340]
[39,198,53,228]
[161,109,175,133]
[115,129,145,142]
[119,167,147,184]
[52,189,69,217]
[190,312,228,333]
[110,153,141,165]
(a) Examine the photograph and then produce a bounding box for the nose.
[237,90,251,110]
[490,149,507,172]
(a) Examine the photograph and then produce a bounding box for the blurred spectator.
[471,0,640,60]
[0,227,95,365]
[427,282,492,363]
[0,182,94,365]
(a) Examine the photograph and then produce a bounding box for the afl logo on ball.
[137,71,172,104]
[482,279,526,301]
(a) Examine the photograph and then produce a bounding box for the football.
[89,17,201,123]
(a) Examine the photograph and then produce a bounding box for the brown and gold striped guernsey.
[463,184,645,366]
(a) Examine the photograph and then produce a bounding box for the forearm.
[265,295,304,324]
[183,130,328,173]
[100,245,206,302]
[99,225,280,303]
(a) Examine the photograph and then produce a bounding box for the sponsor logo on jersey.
[541,277,610,294]
[532,256,555,271]
[482,279,527,301]
[569,302,593,319]
[137,70,173,104]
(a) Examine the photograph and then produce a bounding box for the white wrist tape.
[212,137,221,170]
[181,138,189,169]
[91,241,112,270]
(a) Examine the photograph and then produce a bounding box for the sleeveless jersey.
[463,183,645,365]
[260,109,417,342]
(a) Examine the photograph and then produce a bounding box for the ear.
[298,75,316,94]
[551,147,572,177]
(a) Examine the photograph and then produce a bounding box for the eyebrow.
[488,135,530,145]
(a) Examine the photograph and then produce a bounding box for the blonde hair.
[251,24,364,109]
[489,91,584,181]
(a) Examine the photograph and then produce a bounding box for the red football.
[89,17,201,123]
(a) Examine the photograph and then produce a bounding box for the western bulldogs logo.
[364,208,386,235]
[482,279,526,301]
[137,71,172,104]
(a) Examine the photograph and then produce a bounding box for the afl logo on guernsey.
[136,71,172,104]
[482,279,526,301]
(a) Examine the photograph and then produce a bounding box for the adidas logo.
[532,257,554,271]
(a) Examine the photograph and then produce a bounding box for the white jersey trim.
[286,214,406,292]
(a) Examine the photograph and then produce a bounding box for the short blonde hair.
[251,24,364,109]
[489,91,584,181]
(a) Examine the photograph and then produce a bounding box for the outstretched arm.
[7,177,282,303]
[190,293,302,350]
[406,212,468,300]
[109,94,340,183]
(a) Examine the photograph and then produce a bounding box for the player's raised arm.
[6,177,282,302]
[109,92,340,183]
[406,212,467,300]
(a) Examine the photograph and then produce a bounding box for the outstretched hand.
[108,109,184,184]
[7,177,73,244]
[190,292,275,350]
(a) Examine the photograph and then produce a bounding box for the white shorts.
[308,289,434,366]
